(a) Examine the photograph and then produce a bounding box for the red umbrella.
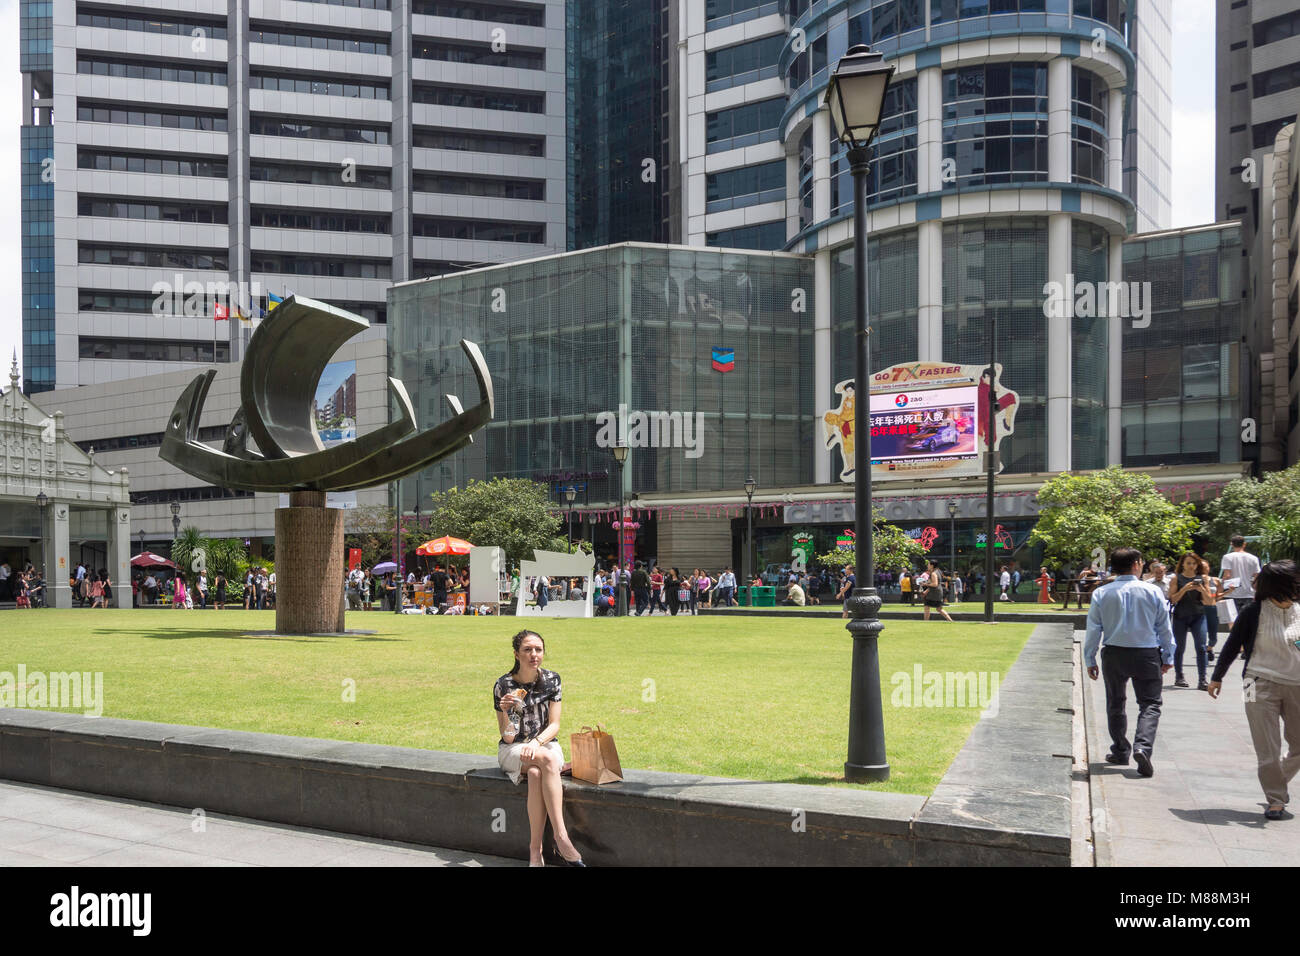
[131,552,178,568]
[417,536,473,557]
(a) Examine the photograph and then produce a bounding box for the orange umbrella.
[417,535,473,556]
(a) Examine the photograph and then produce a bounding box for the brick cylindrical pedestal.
[274,491,346,634]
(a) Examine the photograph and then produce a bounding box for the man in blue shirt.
[1085,547,1175,777]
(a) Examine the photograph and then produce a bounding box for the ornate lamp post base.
[844,586,889,782]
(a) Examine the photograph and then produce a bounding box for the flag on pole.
[234,305,252,325]
[214,303,229,321]
[268,292,284,311]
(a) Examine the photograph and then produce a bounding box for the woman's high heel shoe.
[554,843,586,866]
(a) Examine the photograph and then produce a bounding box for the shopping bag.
[569,724,623,785]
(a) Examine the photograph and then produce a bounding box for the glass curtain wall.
[389,246,816,506]
[941,216,1049,474]
[1121,226,1243,465]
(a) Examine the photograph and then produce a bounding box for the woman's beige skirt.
[498,740,565,785]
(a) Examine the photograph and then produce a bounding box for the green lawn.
[0,610,1035,796]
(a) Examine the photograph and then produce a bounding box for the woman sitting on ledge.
[493,629,585,867]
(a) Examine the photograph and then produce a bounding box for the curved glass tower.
[681,0,1171,478]
[782,0,1149,478]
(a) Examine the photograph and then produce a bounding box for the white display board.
[516,549,595,618]
[468,546,505,606]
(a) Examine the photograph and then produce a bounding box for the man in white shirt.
[783,581,806,606]
[1220,534,1262,624]
[999,566,1012,601]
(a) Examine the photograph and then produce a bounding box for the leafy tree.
[1261,513,1300,562]
[426,478,562,567]
[1202,463,1300,560]
[1030,467,1199,568]
[814,511,927,572]
[169,527,246,580]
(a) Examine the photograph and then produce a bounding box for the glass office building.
[389,243,815,510]
[565,0,670,249]
[1121,222,1246,467]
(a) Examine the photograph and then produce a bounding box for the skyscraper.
[19,0,568,395]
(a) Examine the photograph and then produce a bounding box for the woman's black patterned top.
[493,668,562,745]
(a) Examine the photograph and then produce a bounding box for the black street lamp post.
[947,500,959,601]
[744,476,756,603]
[612,446,628,616]
[826,44,895,784]
[565,485,576,547]
[984,316,998,624]
[170,500,181,539]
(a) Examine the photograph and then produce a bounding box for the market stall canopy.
[131,553,178,568]
[417,536,473,556]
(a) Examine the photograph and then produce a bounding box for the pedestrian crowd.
[1086,534,1299,821]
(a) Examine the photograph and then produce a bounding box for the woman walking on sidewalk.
[1169,553,1211,690]
[1207,560,1300,821]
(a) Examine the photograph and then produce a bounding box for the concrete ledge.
[0,626,1076,865]
[912,622,1076,866]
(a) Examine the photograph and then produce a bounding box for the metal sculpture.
[159,295,493,633]
[161,296,492,492]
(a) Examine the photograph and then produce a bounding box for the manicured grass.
[0,610,1035,795]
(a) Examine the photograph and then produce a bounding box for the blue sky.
[0,0,1218,382]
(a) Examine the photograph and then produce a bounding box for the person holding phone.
[493,630,585,866]
[1207,560,1300,821]
[1169,553,1212,690]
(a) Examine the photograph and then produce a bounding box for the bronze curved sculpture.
[158,294,493,634]
[160,294,493,491]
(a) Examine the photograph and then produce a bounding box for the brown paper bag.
[569,724,623,785]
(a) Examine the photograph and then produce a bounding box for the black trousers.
[1101,645,1164,757]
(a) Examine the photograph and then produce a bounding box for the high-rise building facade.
[1216,0,1300,232]
[20,0,568,395]
[1215,0,1300,471]
[565,0,672,249]
[767,0,1148,479]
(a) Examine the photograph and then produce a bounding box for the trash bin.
[752,586,776,607]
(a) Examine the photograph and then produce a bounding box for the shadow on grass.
[91,628,402,643]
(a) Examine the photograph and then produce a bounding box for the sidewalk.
[0,780,521,867]
[1084,644,1300,866]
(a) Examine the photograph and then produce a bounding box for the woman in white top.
[1207,561,1300,820]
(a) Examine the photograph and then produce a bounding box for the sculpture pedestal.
[274,491,345,634]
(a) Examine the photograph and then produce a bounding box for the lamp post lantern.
[565,485,577,547]
[170,500,181,539]
[611,445,628,617]
[743,476,756,604]
[826,43,895,784]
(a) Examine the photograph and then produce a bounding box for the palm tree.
[171,525,205,574]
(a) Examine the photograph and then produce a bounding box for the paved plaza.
[0,780,519,867]
[1086,645,1300,867]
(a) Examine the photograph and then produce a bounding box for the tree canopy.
[1029,467,1199,568]
[426,478,563,568]
[815,509,928,572]
[1201,463,1300,560]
